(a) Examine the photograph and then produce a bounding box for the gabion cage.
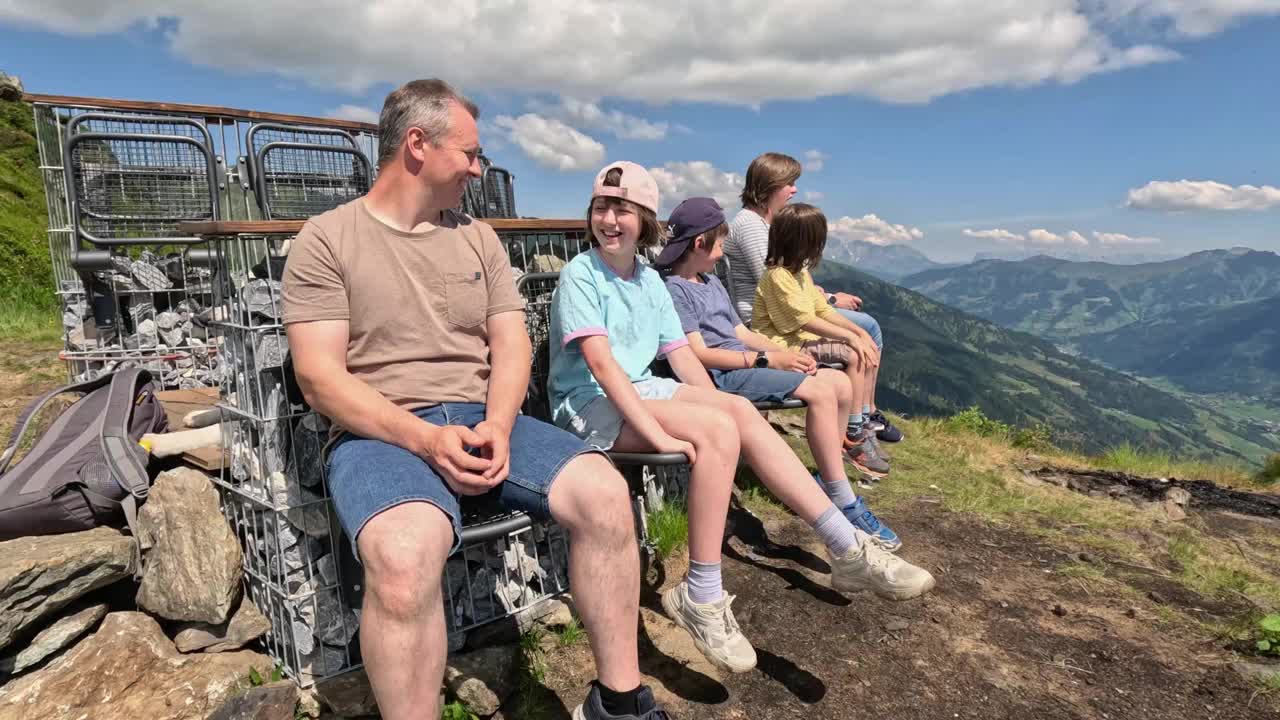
[206,229,572,685]
[29,97,381,390]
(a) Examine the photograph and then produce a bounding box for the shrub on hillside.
[944,406,1012,439]
[1258,453,1280,486]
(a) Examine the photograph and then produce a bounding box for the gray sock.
[810,505,860,557]
[821,475,858,508]
[847,413,865,437]
[686,560,723,605]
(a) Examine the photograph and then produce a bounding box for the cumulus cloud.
[804,191,825,202]
[1027,228,1064,245]
[1094,231,1160,245]
[830,214,925,246]
[0,1,1201,105]
[493,114,605,171]
[1126,179,1280,211]
[325,104,379,124]
[527,97,669,140]
[1065,230,1089,246]
[963,228,1025,243]
[648,161,744,213]
[803,150,827,172]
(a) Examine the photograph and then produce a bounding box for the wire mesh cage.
[30,98,383,389]
[246,124,373,220]
[481,165,517,218]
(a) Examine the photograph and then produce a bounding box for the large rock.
[208,681,299,720]
[0,603,107,676]
[444,644,520,717]
[174,596,271,653]
[0,72,22,101]
[314,669,377,717]
[136,467,244,624]
[0,611,272,720]
[0,527,135,653]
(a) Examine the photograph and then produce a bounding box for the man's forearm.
[694,345,761,371]
[301,371,429,452]
[485,335,532,429]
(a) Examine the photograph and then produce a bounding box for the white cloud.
[803,191,825,202]
[803,150,827,173]
[493,114,605,171]
[1027,228,1064,245]
[1065,230,1089,246]
[325,104,379,124]
[1088,0,1280,38]
[648,161,744,213]
[0,1,1197,105]
[1126,179,1280,211]
[964,228,1025,243]
[1093,230,1161,245]
[830,214,925,246]
[527,97,669,141]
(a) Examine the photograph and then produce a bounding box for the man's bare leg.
[356,502,454,719]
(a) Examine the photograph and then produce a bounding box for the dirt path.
[528,500,1278,719]
[0,339,65,446]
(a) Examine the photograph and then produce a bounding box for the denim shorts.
[326,402,601,557]
[835,308,883,350]
[560,377,682,450]
[710,367,806,404]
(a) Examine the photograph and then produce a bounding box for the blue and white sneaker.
[811,475,902,552]
[841,496,902,553]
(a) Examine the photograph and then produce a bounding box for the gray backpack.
[0,368,168,541]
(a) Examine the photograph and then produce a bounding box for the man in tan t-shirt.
[283,79,668,720]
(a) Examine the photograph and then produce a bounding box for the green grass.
[646,502,689,560]
[508,629,557,720]
[0,299,59,344]
[1092,442,1255,487]
[440,701,479,720]
[0,98,55,315]
[1257,454,1280,486]
[554,618,586,648]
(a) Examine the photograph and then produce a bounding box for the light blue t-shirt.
[549,249,689,426]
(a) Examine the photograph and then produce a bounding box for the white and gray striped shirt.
[724,208,770,324]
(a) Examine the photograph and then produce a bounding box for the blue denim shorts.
[835,308,883,350]
[326,402,601,557]
[710,367,807,404]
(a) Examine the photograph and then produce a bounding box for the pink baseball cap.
[591,161,660,214]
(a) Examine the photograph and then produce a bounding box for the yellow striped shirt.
[750,266,840,349]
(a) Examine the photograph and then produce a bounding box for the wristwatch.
[754,352,770,368]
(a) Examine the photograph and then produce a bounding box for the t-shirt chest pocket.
[445,271,487,328]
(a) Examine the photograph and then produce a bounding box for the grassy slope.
[814,261,1280,464]
[0,95,58,339]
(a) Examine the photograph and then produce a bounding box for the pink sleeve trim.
[658,338,690,357]
[562,327,608,347]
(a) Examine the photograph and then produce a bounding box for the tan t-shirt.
[281,199,524,437]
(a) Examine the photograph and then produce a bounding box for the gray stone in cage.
[296,582,359,647]
[156,311,180,331]
[254,333,289,369]
[245,279,284,321]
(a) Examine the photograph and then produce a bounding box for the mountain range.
[823,238,955,280]
[899,248,1280,418]
[815,260,1278,462]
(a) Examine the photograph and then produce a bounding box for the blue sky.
[3,1,1278,263]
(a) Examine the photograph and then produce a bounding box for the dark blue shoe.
[869,410,903,443]
[574,684,671,719]
[841,496,902,553]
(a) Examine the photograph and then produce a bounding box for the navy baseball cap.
[654,197,727,268]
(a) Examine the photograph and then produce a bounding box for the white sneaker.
[830,542,936,600]
[660,581,757,673]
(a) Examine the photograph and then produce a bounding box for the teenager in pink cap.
[548,163,935,679]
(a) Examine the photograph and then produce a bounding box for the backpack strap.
[99,367,154,501]
[0,373,116,476]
